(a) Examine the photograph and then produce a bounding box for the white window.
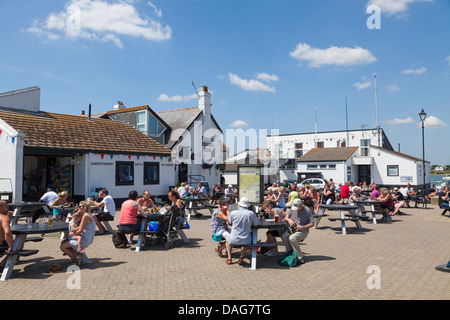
[360,139,370,157]
[137,111,147,133]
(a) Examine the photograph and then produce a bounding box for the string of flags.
[0,129,17,144]
[99,154,164,160]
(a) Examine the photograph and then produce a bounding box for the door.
[178,162,188,184]
[358,165,371,185]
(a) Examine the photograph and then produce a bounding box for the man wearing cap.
[224,184,236,203]
[281,198,314,265]
[225,197,259,265]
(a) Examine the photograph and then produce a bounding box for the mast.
[374,73,380,147]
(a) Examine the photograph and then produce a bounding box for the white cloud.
[387,83,400,92]
[290,43,377,68]
[403,67,427,74]
[24,0,171,48]
[446,56,450,65]
[157,93,197,102]
[384,117,415,125]
[229,120,250,128]
[353,81,372,90]
[256,73,279,82]
[366,0,434,16]
[228,73,276,93]
[417,115,448,129]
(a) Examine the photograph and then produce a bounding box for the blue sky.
[0,0,449,165]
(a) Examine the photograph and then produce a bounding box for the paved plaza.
[2,204,450,300]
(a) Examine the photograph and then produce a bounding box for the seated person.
[438,186,449,209]
[50,191,69,220]
[0,201,13,272]
[309,187,321,214]
[34,188,58,222]
[390,187,406,216]
[211,198,231,256]
[321,184,336,205]
[224,184,236,203]
[118,190,148,243]
[179,185,191,198]
[376,188,394,222]
[260,200,288,257]
[225,197,259,265]
[270,187,286,210]
[137,190,155,211]
[280,199,314,265]
[348,186,366,216]
[92,189,116,234]
[195,182,208,197]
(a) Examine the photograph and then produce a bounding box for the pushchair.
[145,206,183,249]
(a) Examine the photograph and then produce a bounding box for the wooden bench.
[440,204,449,216]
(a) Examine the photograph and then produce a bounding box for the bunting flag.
[110,154,114,159]
[160,156,163,160]
[137,155,140,160]
[11,137,15,143]
[0,129,2,134]
[153,156,156,160]
[128,155,131,160]
[100,154,104,159]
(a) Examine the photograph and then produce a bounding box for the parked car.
[298,178,329,191]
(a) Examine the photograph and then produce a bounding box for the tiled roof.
[0,108,171,155]
[105,105,148,115]
[297,147,359,162]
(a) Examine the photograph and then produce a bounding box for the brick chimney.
[113,101,126,110]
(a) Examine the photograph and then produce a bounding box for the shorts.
[96,212,114,221]
[118,223,140,235]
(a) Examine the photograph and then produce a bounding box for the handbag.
[212,232,222,242]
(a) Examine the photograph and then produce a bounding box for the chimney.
[81,110,85,116]
[198,85,211,118]
[88,103,91,121]
[114,101,126,110]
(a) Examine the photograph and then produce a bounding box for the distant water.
[430,174,449,184]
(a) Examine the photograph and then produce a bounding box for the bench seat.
[328,217,360,222]
[344,214,370,221]
[3,249,39,257]
[25,237,44,242]
[231,242,277,249]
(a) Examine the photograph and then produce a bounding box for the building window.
[137,111,146,134]
[277,143,283,158]
[360,139,370,157]
[387,165,399,176]
[307,164,318,170]
[317,141,324,148]
[116,161,134,185]
[144,162,160,185]
[328,164,336,170]
[295,143,303,158]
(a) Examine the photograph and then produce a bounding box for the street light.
[419,108,427,195]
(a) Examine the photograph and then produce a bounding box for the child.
[68,210,84,253]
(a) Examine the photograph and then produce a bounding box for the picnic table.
[182,197,217,220]
[352,199,385,224]
[8,202,51,226]
[318,204,369,235]
[231,219,285,271]
[1,220,69,281]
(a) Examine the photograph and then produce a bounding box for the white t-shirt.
[101,195,116,216]
[40,191,58,206]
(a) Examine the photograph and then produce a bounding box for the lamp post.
[419,108,427,195]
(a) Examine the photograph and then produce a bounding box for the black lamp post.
[419,109,427,195]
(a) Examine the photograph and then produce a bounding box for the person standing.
[340,182,350,204]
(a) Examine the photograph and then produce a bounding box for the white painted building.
[99,85,226,192]
[0,87,174,203]
[267,128,430,189]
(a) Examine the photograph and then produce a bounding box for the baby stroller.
[147,206,183,249]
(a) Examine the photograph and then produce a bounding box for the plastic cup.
[48,216,53,228]
[27,217,33,229]
[275,215,279,223]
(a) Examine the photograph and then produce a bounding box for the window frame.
[387,165,399,177]
[116,161,135,186]
[144,162,160,185]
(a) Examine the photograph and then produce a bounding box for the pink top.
[119,200,138,225]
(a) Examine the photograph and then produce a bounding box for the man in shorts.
[93,189,116,234]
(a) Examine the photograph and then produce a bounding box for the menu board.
[237,165,263,204]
